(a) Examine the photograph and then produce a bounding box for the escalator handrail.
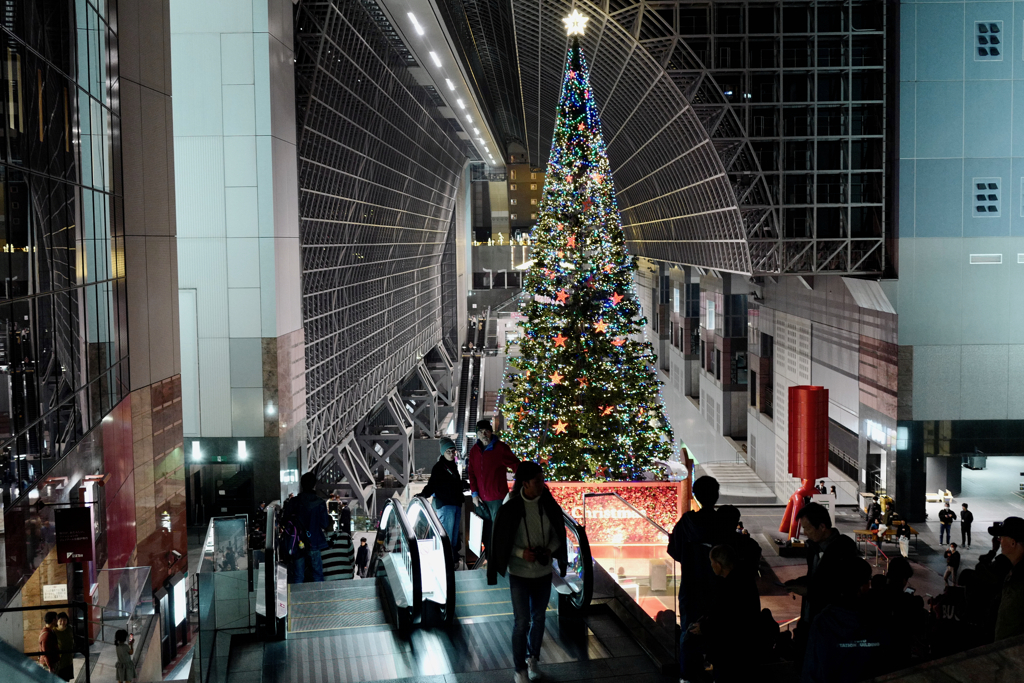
[370,499,423,624]
[582,491,672,536]
[561,510,594,610]
[406,496,457,624]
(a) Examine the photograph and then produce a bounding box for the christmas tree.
[499,11,674,481]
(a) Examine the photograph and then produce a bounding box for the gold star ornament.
[563,9,588,36]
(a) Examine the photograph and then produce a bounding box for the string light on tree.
[498,11,673,482]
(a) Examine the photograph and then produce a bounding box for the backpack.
[278,498,310,559]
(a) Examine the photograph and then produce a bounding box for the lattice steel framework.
[509,0,889,275]
[295,0,467,470]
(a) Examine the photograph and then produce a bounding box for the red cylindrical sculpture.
[779,385,830,539]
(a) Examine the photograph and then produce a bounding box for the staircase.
[287,579,389,634]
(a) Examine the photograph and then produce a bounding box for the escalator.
[453,354,472,451]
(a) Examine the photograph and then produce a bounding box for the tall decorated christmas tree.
[499,11,674,482]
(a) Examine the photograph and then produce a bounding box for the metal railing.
[368,498,424,630]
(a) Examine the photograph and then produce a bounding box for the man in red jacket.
[467,419,520,551]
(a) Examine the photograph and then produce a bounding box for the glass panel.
[583,493,678,620]
[406,497,447,606]
[377,503,414,608]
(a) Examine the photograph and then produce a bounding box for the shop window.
[510,184,517,190]
[530,198,538,205]
[510,198,517,205]
[530,184,538,190]
[510,213,517,220]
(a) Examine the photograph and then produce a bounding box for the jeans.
[961,524,972,547]
[678,608,706,681]
[476,498,503,552]
[509,573,552,672]
[291,548,324,583]
[436,504,461,556]
[940,523,952,545]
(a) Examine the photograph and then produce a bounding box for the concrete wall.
[895,0,1024,421]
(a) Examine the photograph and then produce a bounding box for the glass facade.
[0,0,126,506]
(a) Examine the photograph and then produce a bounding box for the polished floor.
[221,569,675,683]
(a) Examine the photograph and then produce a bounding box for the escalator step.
[287,610,390,632]
[290,597,380,618]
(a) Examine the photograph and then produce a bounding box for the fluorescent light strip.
[445,78,455,91]
[429,51,442,67]
[473,127,480,134]
[407,13,425,35]
[456,98,466,109]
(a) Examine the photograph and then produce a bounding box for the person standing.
[960,503,974,549]
[487,461,567,683]
[943,543,961,586]
[688,544,761,682]
[338,501,352,536]
[786,503,859,657]
[667,476,722,682]
[418,437,469,563]
[54,612,75,681]
[467,419,520,550]
[355,538,369,578]
[938,503,956,545]
[37,611,59,674]
[114,630,135,683]
[989,516,1024,641]
[289,472,333,583]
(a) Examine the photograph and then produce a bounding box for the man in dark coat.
[418,437,470,561]
[938,502,957,545]
[990,516,1024,641]
[355,538,369,578]
[689,544,761,682]
[960,503,974,548]
[787,502,859,656]
[288,472,333,583]
[667,475,721,682]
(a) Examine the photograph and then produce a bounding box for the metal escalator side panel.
[560,510,594,610]
[370,499,423,628]
[406,496,457,626]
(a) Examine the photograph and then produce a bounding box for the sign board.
[55,507,93,563]
[811,494,836,527]
[42,584,68,602]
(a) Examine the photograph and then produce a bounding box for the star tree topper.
[563,9,588,36]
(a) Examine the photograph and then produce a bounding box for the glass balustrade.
[374,500,421,618]
[583,492,678,621]
[557,511,593,610]
[406,496,456,623]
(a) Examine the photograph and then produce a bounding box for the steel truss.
[509,0,887,275]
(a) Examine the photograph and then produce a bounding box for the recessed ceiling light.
[473,127,480,134]
[465,114,473,122]
[456,98,466,109]
[407,13,425,35]
[445,79,455,91]
[429,51,442,67]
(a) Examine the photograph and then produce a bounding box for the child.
[114,629,135,683]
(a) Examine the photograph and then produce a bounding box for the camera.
[532,547,551,566]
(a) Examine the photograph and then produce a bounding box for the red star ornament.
[603,263,614,273]
[566,175,573,184]
[546,270,558,280]
[612,338,626,347]
[556,223,564,230]
[577,377,588,387]
[555,289,570,304]
[553,333,568,347]
[553,419,569,435]
[567,235,576,248]
[582,199,593,212]
[593,319,608,334]
[601,406,614,416]
[578,122,586,131]
[609,292,624,305]
[591,173,603,184]
[549,371,564,385]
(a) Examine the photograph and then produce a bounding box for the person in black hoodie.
[355,537,369,578]
[960,503,974,548]
[487,461,567,683]
[786,502,859,658]
[688,544,761,682]
[418,438,469,562]
[667,475,721,682]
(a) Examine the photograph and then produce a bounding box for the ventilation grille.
[969,254,1002,265]
[973,177,1001,216]
[1018,254,1024,264]
[976,21,1002,60]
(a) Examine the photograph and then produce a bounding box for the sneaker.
[514,671,529,683]
[527,657,541,681]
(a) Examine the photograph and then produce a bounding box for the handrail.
[561,510,594,610]
[582,492,672,536]
[371,498,424,625]
[407,496,457,625]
